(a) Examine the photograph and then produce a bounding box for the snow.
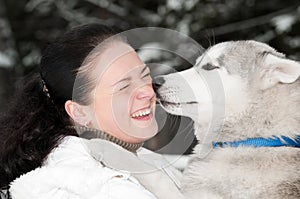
[0,52,13,68]
[272,14,296,33]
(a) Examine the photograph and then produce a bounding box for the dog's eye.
[202,63,219,71]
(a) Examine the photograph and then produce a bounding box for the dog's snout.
[152,76,165,92]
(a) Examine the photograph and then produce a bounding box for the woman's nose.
[136,84,155,100]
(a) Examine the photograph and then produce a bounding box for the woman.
[0,24,183,199]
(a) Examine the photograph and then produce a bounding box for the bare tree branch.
[200,5,299,36]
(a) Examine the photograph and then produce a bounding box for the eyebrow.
[140,65,149,74]
[112,77,131,86]
[111,65,149,86]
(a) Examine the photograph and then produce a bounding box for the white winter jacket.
[9,136,184,199]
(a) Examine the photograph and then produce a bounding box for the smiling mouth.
[131,107,153,121]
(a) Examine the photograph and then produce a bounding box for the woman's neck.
[70,126,144,152]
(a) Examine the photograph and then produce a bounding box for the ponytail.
[0,73,76,189]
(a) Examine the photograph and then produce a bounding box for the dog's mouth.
[157,99,198,106]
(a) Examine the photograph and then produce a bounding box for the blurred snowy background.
[0,0,299,154]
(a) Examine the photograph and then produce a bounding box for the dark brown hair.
[0,23,118,189]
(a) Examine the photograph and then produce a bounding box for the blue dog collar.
[213,136,300,148]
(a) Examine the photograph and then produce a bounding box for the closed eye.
[202,63,220,71]
[141,72,151,78]
[119,84,129,91]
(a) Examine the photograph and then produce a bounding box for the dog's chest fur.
[182,147,300,199]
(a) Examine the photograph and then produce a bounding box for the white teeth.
[131,109,151,118]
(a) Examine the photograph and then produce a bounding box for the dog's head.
[155,40,300,127]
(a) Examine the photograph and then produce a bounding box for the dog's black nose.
[152,76,165,92]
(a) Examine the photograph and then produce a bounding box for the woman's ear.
[65,100,89,126]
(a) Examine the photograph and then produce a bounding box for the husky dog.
[155,40,300,199]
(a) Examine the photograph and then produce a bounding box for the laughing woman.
[0,24,183,199]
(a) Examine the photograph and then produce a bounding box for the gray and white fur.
[156,40,300,199]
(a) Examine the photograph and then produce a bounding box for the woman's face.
[87,42,158,143]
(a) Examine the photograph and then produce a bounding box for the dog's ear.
[260,54,300,90]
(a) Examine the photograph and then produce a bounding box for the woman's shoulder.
[9,136,157,199]
[10,162,154,199]
[9,164,116,198]
[43,135,98,167]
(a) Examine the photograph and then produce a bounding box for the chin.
[136,124,158,141]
